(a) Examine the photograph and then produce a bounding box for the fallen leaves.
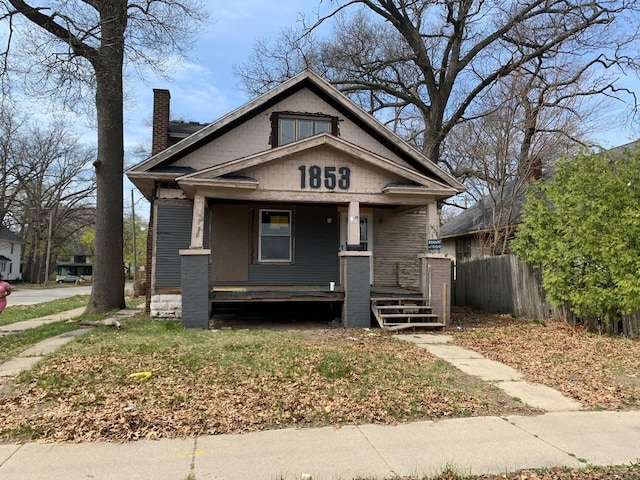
[0,322,534,443]
[451,307,640,410]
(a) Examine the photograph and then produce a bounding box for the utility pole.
[131,190,137,281]
[44,210,53,285]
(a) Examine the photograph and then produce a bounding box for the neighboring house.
[56,254,93,281]
[0,228,23,281]
[441,140,640,263]
[127,70,465,328]
[440,177,532,262]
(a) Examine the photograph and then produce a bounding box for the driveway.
[9,285,92,306]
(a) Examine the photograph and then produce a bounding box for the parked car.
[56,274,81,284]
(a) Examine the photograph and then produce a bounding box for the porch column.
[419,201,451,326]
[340,251,371,328]
[180,193,210,329]
[346,201,361,250]
[426,201,439,240]
[190,194,206,249]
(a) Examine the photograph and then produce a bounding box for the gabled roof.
[128,69,464,196]
[0,228,23,244]
[440,178,532,239]
[178,134,457,198]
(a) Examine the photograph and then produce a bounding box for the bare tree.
[0,102,31,228]
[0,0,206,312]
[237,1,639,166]
[445,60,599,256]
[10,121,95,282]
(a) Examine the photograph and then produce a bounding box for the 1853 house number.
[298,165,351,189]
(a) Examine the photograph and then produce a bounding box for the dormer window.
[271,112,338,147]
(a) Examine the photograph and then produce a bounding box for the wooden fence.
[454,254,640,336]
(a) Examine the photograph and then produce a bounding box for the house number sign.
[298,165,351,189]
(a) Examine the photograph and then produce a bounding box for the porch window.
[259,209,292,262]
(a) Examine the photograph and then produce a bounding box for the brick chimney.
[152,89,171,155]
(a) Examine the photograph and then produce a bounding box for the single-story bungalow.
[127,70,465,329]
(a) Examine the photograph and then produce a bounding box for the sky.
[120,0,326,209]
[10,1,638,210]
[123,1,325,156]
[120,0,640,154]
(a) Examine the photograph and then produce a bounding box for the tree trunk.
[87,46,126,313]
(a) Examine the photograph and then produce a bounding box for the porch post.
[426,201,439,240]
[419,254,452,327]
[419,200,451,326]
[346,201,361,250]
[340,251,371,328]
[180,193,210,329]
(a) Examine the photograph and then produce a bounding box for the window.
[259,210,292,262]
[270,112,337,147]
[455,238,472,263]
[280,117,331,145]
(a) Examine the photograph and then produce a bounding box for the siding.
[373,208,426,288]
[174,88,411,171]
[217,204,340,286]
[155,201,210,288]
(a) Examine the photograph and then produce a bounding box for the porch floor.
[209,285,422,302]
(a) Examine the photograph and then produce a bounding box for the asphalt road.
[8,285,93,306]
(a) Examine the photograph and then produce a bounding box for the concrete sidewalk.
[0,410,639,480]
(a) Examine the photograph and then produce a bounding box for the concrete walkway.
[0,306,142,388]
[396,333,584,412]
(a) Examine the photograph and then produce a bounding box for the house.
[440,177,532,262]
[127,70,465,329]
[0,228,23,281]
[56,253,93,281]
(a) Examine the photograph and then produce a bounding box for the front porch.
[209,285,442,330]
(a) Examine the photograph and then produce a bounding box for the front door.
[340,212,373,284]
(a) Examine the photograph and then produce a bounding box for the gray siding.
[216,204,340,286]
[155,201,210,288]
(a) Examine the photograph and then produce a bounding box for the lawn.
[0,317,535,443]
[451,308,640,410]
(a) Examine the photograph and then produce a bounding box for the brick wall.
[152,89,170,155]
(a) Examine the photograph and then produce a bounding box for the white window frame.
[258,209,292,263]
[279,116,332,146]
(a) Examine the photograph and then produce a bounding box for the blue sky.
[124,0,638,152]
[123,0,325,157]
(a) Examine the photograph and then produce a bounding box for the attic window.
[271,113,338,147]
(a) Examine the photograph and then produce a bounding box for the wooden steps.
[371,297,445,331]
